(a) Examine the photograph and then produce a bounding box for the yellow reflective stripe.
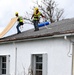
[18,16,23,22]
[33,12,41,20]
[19,20,23,22]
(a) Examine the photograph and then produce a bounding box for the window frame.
[31,53,47,75]
[0,55,10,75]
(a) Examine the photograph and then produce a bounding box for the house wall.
[0,37,72,75]
[0,57,1,75]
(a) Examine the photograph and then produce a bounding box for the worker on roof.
[31,7,45,31]
[15,12,24,34]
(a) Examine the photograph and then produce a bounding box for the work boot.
[34,29,39,31]
[17,31,21,34]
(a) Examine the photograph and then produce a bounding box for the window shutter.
[43,53,48,75]
[31,54,36,75]
[6,55,10,75]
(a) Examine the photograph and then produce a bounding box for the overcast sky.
[0,0,74,37]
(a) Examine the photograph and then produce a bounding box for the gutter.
[0,32,74,44]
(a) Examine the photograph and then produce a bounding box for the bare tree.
[24,0,64,23]
[55,8,64,22]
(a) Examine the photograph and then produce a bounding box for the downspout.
[72,43,74,75]
[64,35,74,75]
[13,42,17,75]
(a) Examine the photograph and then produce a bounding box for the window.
[0,55,10,75]
[1,56,6,74]
[31,54,47,75]
[35,55,42,75]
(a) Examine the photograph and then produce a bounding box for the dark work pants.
[33,20,39,31]
[16,22,23,33]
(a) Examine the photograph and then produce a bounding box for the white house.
[0,18,74,75]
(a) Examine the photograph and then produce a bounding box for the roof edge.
[0,32,74,44]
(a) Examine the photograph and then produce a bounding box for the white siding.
[0,37,72,75]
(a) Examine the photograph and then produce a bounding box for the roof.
[0,18,74,43]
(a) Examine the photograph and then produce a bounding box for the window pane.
[2,56,6,62]
[36,55,42,62]
[2,69,6,74]
[36,63,42,69]
[36,71,42,75]
[2,63,6,68]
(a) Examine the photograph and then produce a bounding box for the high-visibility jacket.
[18,16,23,23]
[33,12,41,20]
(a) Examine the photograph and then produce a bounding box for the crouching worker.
[31,7,45,31]
[15,12,24,34]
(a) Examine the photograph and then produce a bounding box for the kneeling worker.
[15,12,24,34]
[31,7,45,31]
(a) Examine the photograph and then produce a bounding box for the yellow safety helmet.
[34,7,39,11]
[15,12,18,15]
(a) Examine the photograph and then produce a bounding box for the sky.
[0,0,74,37]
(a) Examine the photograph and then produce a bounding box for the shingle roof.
[0,18,74,43]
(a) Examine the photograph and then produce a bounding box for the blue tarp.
[38,22,50,27]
